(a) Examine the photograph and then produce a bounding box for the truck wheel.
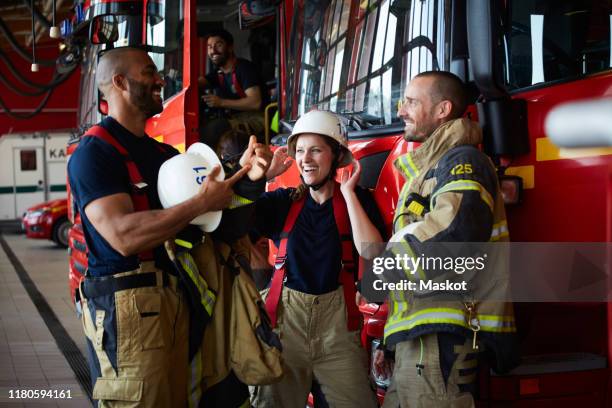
[52,217,71,248]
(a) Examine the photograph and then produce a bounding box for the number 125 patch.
[450,163,473,175]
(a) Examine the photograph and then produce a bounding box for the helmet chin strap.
[300,173,333,191]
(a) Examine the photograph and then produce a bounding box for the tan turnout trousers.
[253,286,377,408]
[382,334,477,408]
[80,264,189,407]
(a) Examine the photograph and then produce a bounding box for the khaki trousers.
[382,334,477,408]
[253,286,377,408]
[80,265,189,407]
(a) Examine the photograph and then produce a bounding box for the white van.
[0,131,71,220]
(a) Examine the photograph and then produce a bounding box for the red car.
[22,198,71,248]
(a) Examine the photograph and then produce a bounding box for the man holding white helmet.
[68,47,268,407]
[252,110,384,407]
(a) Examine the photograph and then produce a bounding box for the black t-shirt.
[254,187,386,295]
[205,58,264,112]
[68,117,179,276]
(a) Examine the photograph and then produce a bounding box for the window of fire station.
[504,0,612,90]
[398,0,449,81]
[147,0,184,100]
[295,0,407,129]
[297,0,351,116]
[77,45,103,130]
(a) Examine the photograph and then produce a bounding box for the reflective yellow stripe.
[228,194,255,209]
[395,153,420,182]
[406,154,419,178]
[388,241,427,280]
[395,185,412,230]
[394,155,420,230]
[490,220,509,241]
[384,307,516,340]
[387,298,408,325]
[432,180,494,211]
[175,239,193,249]
[188,348,203,408]
[177,252,216,316]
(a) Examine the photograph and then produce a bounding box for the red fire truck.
[64,0,612,405]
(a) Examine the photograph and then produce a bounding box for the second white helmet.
[158,143,224,232]
[287,110,353,167]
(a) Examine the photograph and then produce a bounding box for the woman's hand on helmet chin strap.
[266,146,293,180]
[239,135,273,181]
[340,159,361,198]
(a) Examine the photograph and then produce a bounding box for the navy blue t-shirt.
[67,117,178,277]
[255,187,385,295]
[205,58,264,111]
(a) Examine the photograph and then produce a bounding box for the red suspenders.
[265,196,305,327]
[332,187,362,331]
[82,125,166,262]
[217,60,246,99]
[264,184,361,331]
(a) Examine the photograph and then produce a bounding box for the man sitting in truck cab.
[199,28,266,149]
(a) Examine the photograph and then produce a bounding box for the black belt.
[81,271,169,299]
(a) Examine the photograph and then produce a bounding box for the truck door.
[12,147,45,219]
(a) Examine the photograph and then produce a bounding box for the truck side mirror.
[467,0,530,157]
[89,15,118,45]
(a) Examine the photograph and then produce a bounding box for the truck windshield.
[147,0,184,100]
[504,0,612,90]
[289,0,451,133]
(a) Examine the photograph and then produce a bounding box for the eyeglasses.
[397,97,410,111]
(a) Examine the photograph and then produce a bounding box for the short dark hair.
[415,71,467,119]
[208,28,234,46]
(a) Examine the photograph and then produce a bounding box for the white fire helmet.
[157,142,225,232]
[287,110,353,167]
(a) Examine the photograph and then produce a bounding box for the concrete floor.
[0,232,89,407]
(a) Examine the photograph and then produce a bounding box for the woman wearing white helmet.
[253,110,383,407]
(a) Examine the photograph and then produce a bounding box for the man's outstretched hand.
[197,164,250,212]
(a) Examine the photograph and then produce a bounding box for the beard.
[126,77,163,118]
[209,51,228,68]
[402,113,439,142]
[403,130,428,142]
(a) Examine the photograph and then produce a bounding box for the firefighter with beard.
[67,47,253,407]
[198,28,266,148]
[373,71,518,407]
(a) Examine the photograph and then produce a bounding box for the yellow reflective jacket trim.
[384,307,516,339]
[490,220,509,241]
[432,180,494,212]
[177,252,216,316]
[395,153,420,181]
[228,194,255,209]
[388,240,427,280]
[188,348,203,408]
[387,298,408,325]
[175,239,193,249]
[394,154,422,231]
